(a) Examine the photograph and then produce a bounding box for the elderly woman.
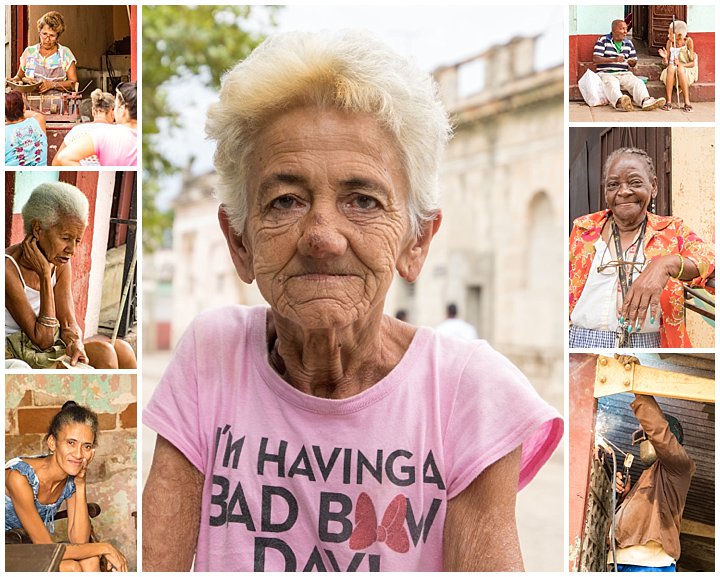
[569,147,714,348]
[6,401,128,571]
[53,82,137,166]
[5,90,48,166]
[143,31,562,572]
[55,89,115,166]
[5,182,137,369]
[7,11,77,94]
[658,20,698,112]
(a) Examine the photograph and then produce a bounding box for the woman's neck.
[267,309,412,399]
[611,213,646,234]
[39,44,59,57]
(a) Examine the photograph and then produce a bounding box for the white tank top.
[4,254,56,337]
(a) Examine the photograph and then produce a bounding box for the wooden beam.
[594,356,715,403]
[681,518,715,539]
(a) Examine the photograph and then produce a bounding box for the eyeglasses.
[596,242,646,276]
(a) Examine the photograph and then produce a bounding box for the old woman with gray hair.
[5,182,137,369]
[658,20,698,112]
[143,30,562,572]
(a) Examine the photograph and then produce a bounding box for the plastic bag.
[578,69,609,107]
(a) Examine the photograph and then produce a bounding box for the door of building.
[630,5,688,56]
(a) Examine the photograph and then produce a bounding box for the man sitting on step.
[593,19,666,112]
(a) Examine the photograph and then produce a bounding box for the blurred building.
[158,37,564,400]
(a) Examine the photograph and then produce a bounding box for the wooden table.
[5,543,66,572]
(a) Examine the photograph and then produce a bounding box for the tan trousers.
[598,72,650,108]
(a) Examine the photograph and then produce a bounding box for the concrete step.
[570,81,714,103]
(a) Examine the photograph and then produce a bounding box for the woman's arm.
[6,469,58,544]
[52,133,94,166]
[66,465,91,543]
[6,470,127,570]
[443,447,523,571]
[658,39,671,64]
[143,435,205,571]
[5,241,58,349]
[54,260,89,365]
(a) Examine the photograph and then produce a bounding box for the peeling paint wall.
[5,374,137,571]
[671,128,715,348]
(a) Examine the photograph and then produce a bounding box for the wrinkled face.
[34,216,86,266]
[39,25,59,50]
[611,21,628,42]
[604,155,657,227]
[234,106,424,330]
[48,423,95,477]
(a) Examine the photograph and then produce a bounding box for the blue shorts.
[616,563,676,572]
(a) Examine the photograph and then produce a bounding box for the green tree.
[142,5,275,251]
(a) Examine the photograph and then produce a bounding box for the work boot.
[616,95,633,112]
[641,97,665,111]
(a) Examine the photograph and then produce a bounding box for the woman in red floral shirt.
[569,147,714,348]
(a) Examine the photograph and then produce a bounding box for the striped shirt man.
[594,32,637,73]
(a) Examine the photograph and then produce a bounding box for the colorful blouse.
[5,117,48,166]
[569,210,714,347]
[20,43,76,82]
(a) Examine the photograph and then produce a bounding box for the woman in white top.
[5,182,136,369]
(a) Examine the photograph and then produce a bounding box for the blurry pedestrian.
[436,303,478,340]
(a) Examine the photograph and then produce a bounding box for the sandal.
[683,104,693,112]
[661,103,672,111]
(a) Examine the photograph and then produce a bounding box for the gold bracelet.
[674,255,684,279]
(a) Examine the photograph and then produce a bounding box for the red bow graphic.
[349,492,410,553]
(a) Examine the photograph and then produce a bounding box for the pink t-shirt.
[89,124,136,166]
[144,306,562,571]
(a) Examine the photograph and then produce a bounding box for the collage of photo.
[3,3,717,574]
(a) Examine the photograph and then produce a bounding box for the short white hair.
[206,30,452,238]
[22,182,89,235]
[670,20,688,37]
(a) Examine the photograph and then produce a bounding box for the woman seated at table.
[569,147,714,348]
[5,182,137,369]
[55,89,115,166]
[7,10,77,94]
[53,82,137,167]
[5,401,128,572]
[5,90,48,166]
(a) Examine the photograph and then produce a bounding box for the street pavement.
[570,100,714,123]
[140,348,564,571]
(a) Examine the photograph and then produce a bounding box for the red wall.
[568,354,599,571]
[570,32,715,85]
[8,172,101,333]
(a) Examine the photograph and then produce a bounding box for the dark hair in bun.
[46,401,99,447]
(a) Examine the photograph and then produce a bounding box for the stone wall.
[6,374,137,571]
